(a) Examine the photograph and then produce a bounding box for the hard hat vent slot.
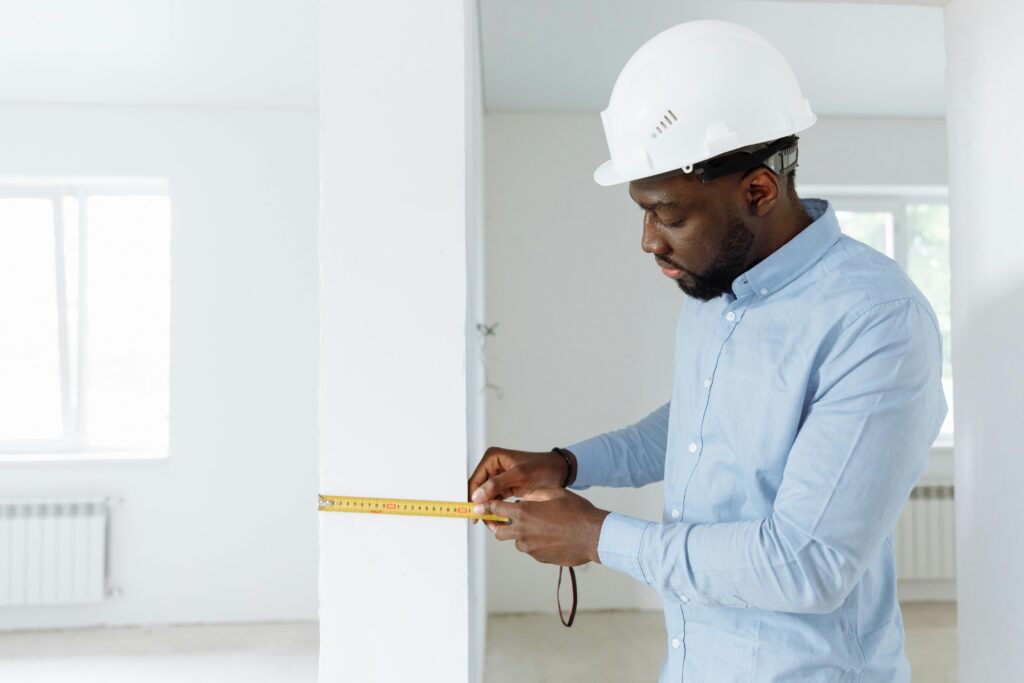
[652,109,679,138]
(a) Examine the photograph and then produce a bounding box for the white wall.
[0,104,319,629]
[318,1,482,681]
[483,112,948,613]
[944,1,1024,680]
[798,117,948,186]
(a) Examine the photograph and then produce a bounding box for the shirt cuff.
[597,512,653,585]
[565,436,606,491]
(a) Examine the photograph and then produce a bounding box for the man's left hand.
[474,488,610,567]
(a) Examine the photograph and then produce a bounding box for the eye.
[639,206,686,228]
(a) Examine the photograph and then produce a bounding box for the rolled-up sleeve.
[597,300,947,613]
[566,402,670,490]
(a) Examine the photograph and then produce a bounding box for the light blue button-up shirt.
[568,199,947,682]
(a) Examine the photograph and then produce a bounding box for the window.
[807,187,953,447]
[0,182,170,460]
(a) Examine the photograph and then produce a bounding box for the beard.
[674,207,754,301]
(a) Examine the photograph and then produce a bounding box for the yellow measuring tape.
[319,493,576,627]
[318,494,510,523]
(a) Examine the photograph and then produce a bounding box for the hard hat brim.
[593,160,628,187]
[593,159,687,187]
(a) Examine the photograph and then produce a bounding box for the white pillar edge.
[318,1,481,680]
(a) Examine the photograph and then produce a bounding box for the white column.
[945,1,1024,679]
[318,2,480,681]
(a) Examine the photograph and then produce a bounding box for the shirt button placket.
[673,607,687,677]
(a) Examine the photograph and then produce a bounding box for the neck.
[749,199,813,266]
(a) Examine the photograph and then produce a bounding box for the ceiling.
[0,1,945,117]
[479,0,947,117]
[0,0,317,108]
[787,0,949,5]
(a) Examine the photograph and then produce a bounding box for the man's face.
[629,171,755,301]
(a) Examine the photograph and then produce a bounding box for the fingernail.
[471,489,484,502]
[472,504,484,515]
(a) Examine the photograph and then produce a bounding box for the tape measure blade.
[318,493,509,523]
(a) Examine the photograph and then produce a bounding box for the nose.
[641,211,669,255]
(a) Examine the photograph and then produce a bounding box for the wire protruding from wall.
[475,322,504,400]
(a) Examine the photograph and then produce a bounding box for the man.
[468,20,946,682]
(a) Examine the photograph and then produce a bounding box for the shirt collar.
[731,198,840,300]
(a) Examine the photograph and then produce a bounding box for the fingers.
[490,499,519,521]
[467,456,495,501]
[473,502,495,527]
[473,498,514,520]
[471,471,515,504]
[483,515,512,537]
[493,523,515,541]
[467,447,510,500]
[476,498,519,536]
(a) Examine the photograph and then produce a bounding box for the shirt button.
[703,378,712,389]
[671,508,680,518]
[688,442,697,453]
[725,311,736,322]
[679,594,690,604]
[672,638,681,649]
[760,288,768,295]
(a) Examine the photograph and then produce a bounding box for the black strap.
[557,565,578,627]
[553,447,576,488]
[693,135,800,184]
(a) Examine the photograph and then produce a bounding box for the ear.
[740,167,781,217]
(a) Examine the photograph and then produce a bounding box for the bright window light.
[0,184,171,459]
[0,199,63,440]
[906,203,953,440]
[834,210,894,256]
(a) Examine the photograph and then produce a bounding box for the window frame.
[0,178,170,463]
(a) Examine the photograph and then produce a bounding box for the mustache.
[656,256,689,272]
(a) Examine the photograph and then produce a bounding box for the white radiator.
[894,485,956,581]
[0,497,109,607]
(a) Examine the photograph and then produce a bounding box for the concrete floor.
[0,603,956,682]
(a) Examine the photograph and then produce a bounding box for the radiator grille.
[894,485,956,580]
[0,497,109,606]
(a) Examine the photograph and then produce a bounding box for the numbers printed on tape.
[318,494,510,523]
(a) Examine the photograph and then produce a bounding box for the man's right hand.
[467,447,570,515]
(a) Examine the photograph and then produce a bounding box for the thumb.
[471,470,517,503]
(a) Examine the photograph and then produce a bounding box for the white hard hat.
[594,20,816,187]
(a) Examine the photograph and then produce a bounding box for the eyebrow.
[634,199,682,211]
